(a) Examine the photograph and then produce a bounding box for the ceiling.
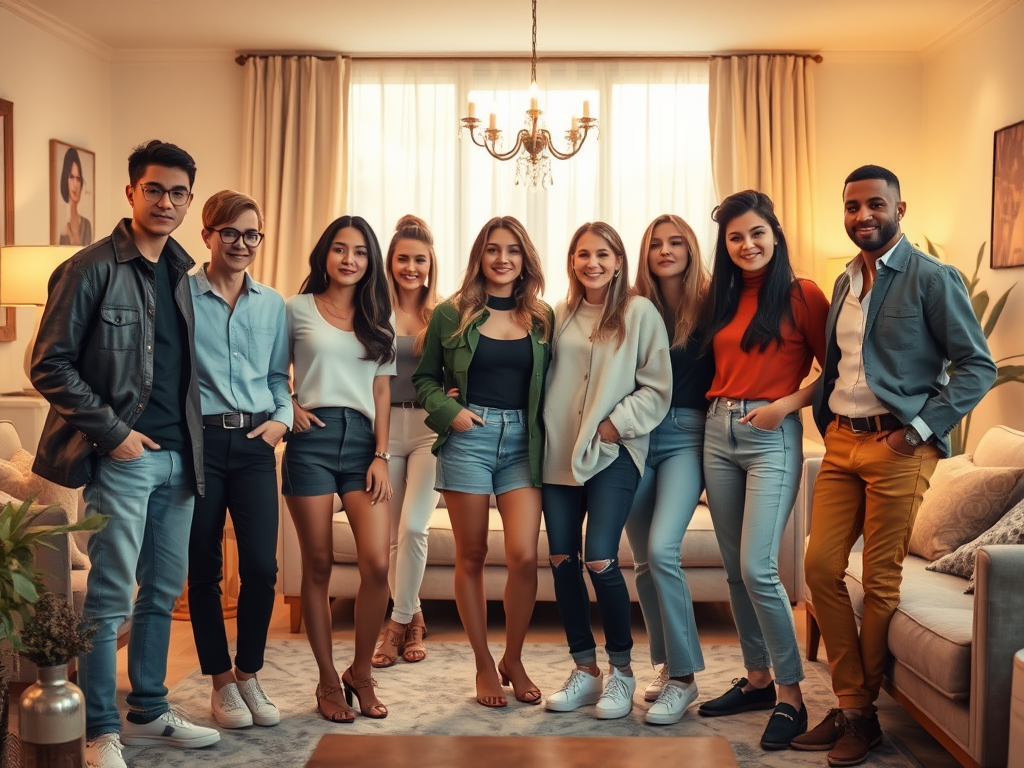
[14,0,1006,56]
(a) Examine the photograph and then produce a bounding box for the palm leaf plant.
[926,238,1024,455]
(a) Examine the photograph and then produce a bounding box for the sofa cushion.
[972,425,1024,469]
[927,498,1024,593]
[908,455,1023,561]
[846,552,973,700]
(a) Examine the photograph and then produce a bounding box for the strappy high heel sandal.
[315,683,355,723]
[497,658,541,705]
[372,622,408,669]
[342,667,388,719]
[475,669,508,708]
[402,622,428,663]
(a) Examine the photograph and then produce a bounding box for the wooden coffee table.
[305,734,738,767]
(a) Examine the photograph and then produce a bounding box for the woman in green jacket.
[413,215,552,709]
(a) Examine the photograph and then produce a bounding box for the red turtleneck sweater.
[707,271,829,401]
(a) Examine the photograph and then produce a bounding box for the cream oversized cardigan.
[543,295,671,485]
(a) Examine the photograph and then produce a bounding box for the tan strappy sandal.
[371,622,408,668]
[402,622,428,663]
[315,683,355,723]
[342,667,388,719]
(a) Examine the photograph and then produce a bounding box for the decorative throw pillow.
[927,498,1024,593]
[908,455,1024,561]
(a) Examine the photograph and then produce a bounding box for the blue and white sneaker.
[121,708,220,748]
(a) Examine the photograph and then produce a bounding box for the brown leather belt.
[202,412,270,429]
[391,401,424,409]
[836,414,902,433]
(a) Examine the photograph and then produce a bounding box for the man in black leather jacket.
[31,140,220,768]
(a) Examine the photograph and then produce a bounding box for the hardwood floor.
[146,596,960,767]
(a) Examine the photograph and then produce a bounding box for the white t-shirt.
[287,293,397,427]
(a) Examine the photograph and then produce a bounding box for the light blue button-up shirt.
[189,264,293,427]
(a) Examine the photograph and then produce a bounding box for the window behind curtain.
[348,59,716,302]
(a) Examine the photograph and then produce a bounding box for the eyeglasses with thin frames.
[211,227,265,248]
[138,183,191,207]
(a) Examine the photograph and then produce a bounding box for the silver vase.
[18,663,85,768]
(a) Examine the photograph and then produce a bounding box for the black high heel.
[342,667,388,719]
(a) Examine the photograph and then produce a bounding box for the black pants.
[188,426,279,675]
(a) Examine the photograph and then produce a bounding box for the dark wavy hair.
[700,190,802,354]
[299,215,395,364]
[60,147,83,203]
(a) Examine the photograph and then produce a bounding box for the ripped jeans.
[542,449,640,667]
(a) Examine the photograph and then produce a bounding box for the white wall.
[920,1,1024,448]
[109,52,245,260]
[0,6,111,392]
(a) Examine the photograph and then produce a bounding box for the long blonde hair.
[386,214,440,354]
[635,214,708,348]
[450,216,550,342]
[566,222,633,349]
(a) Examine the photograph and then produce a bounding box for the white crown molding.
[111,48,237,64]
[0,0,111,61]
[922,0,1020,59]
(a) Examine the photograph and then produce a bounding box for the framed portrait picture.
[49,139,96,248]
[991,118,1024,269]
[0,98,15,342]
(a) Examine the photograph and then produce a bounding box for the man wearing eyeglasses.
[31,140,220,768]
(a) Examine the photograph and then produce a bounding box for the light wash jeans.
[703,398,804,686]
[387,406,440,624]
[78,449,195,738]
[624,407,706,677]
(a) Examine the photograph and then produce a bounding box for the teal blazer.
[412,299,553,486]
[813,237,997,457]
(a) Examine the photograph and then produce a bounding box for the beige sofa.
[803,425,1024,768]
[277,439,825,633]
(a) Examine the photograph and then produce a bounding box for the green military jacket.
[412,299,553,486]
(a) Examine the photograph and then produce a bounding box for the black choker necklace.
[486,294,516,311]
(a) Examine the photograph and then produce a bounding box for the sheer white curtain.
[348,59,716,302]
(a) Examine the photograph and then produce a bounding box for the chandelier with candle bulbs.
[460,0,598,188]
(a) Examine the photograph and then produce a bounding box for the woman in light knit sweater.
[695,191,828,750]
[623,214,714,725]
[542,221,671,721]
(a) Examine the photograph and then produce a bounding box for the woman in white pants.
[373,215,441,667]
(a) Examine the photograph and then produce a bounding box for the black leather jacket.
[30,219,205,494]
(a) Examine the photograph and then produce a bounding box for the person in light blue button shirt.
[187,190,292,731]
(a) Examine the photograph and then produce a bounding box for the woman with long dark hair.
[372,215,441,668]
[413,216,552,708]
[542,222,670,721]
[623,214,713,724]
[283,215,396,722]
[695,191,828,750]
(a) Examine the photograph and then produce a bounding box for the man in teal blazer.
[796,165,996,765]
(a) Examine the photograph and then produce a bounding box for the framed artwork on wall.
[991,118,1024,269]
[49,139,95,248]
[0,98,16,342]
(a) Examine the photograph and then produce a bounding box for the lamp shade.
[0,245,78,306]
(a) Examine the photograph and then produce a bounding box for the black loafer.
[760,702,808,749]
[697,677,777,717]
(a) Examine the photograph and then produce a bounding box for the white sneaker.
[237,676,281,726]
[595,666,637,720]
[85,734,127,768]
[644,664,670,702]
[645,679,699,724]
[211,682,253,728]
[544,667,604,712]
[121,708,221,749]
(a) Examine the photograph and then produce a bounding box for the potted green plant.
[926,238,1024,455]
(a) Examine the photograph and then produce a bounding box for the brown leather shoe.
[827,713,883,766]
[791,708,847,751]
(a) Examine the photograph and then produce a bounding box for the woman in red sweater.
[695,191,828,750]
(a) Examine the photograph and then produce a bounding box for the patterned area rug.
[130,640,922,768]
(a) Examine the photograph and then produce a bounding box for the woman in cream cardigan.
[541,221,671,721]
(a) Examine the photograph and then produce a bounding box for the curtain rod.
[235,52,823,66]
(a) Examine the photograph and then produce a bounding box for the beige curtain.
[709,55,817,276]
[242,55,348,294]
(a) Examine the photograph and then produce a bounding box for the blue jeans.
[543,448,640,667]
[624,407,706,677]
[78,449,195,738]
[703,398,804,686]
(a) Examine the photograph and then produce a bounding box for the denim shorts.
[282,407,375,497]
[435,404,535,496]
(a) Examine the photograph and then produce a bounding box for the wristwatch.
[374,451,391,462]
[903,426,923,447]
